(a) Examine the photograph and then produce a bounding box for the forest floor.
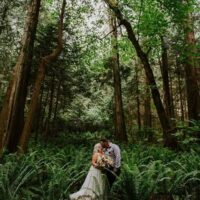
[0,132,200,200]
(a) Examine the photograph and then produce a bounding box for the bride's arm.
[92,153,98,167]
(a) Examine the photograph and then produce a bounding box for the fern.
[0,133,199,200]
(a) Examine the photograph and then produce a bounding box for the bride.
[69,144,112,200]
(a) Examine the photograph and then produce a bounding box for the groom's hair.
[100,138,108,143]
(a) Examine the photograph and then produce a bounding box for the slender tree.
[18,0,66,153]
[144,77,152,129]
[0,0,41,154]
[183,0,200,122]
[135,62,141,129]
[109,12,127,142]
[34,83,44,143]
[175,58,185,121]
[52,78,62,133]
[104,0,177,148]
[40,88,50,133]
[160,36,175,120]
[44,73,55,139]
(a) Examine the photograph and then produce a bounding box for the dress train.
[69,166,108,200]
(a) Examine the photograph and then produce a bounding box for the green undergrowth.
[0,133,199,200]
[111,145,200,200]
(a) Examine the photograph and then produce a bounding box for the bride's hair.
[93,143,102,153]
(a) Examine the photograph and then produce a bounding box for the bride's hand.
[93,163,97,167]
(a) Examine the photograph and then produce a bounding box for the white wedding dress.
[69,159,108,200]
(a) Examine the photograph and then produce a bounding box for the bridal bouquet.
[97,155,113,168]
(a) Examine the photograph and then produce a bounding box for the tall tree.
[183,0,200,122]
[0,0,41,154]
[175,58,185,121]
[44,72,55,139]
[159,0,200,122]
[160,36,175,120]
[52,77,62,133]
[134,62,141,129]
[144,77,152,129]
[110,12,127,142]
[104,0,177,148]
[18,0,66,153]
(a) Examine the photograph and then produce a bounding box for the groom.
[100,138,121,187]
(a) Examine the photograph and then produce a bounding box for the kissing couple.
[70,138,121,200]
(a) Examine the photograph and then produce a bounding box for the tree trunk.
[169,67,176,120]
[144,77,152,128]
[0,0,41,155]
[18,0,66,153]
[44,73,55,139]
[109,12,127,142]
[40,88,50,133]
[160,36,175,120]
[135,63,141,129]
[183,1,200,122]
[176,59,185,121]
[34,83,44,143]
[144,77,153,142]
[104,0,177,148]
[52,78,62,134]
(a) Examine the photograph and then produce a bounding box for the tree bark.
[52,78,62,133]
[160,36,175,120]
[18,0,66,153]
[40,88,50,133]
[109,12,127,142]
[183,1,200,122]
[176,59,185,121]
[169,67,176,120]
[104,0,177,148]
[0,0,41,154]
[135,63,141,129]
[34,83,44,143]
[144,77,152,129]
[44,73,55,139]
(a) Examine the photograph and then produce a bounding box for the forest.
[0,0,199,199]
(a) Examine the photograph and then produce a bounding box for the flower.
[96,155,113,168]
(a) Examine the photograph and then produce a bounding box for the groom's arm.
[113,145,121,169]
